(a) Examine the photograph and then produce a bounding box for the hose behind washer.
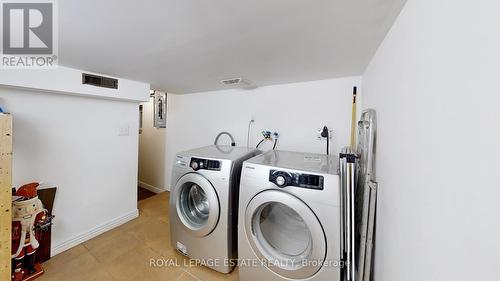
[214,132,236,146]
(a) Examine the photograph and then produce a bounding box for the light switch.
[118,125,130,136]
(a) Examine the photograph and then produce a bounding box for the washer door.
[245,190,327,279]
[173,173,220,237]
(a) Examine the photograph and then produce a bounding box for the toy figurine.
[11,183,52,281]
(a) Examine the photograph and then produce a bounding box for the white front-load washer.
[169,145,260,273]
[238,150,342,281]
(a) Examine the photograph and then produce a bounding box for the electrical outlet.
[317,128,333,140]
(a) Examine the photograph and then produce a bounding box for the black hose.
[256,139,265,149]
[326,135,329,155]
[321,126,330,155]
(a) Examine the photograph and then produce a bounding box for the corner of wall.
[51,209,139,256]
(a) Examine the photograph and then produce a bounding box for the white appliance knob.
[191,162,198,170]
[276,176,286,187]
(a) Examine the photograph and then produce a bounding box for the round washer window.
[179,183,210,228]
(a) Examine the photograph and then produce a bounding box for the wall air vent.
[82,73,118,89]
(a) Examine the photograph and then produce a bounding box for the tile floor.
[39,192,237,281]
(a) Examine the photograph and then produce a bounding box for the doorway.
[137,90,167,201]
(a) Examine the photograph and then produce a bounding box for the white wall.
[362,1,500,280]
[138,96,167,192]
[165,76,361,189]
[0,66,149,102]
[0,69,148,255]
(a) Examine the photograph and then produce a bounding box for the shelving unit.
[0,114,12,281]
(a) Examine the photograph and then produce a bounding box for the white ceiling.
[59,0,406,94]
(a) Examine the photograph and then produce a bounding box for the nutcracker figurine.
[11,183,52,281]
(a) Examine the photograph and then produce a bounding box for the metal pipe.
[246,119,255,148]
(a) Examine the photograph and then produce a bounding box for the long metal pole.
[350,162,356,281]
[345,159,352,281]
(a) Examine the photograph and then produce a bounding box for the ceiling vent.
[82,73,118,89]
[221,78,242,85]
[220,78,256,89]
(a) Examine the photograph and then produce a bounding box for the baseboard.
[138,181,167,194]
[51,209,139,256]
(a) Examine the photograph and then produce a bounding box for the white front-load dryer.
[238,150,342,281]
[169,145,260,273]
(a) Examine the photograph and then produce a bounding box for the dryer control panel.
[190,157,221,171]
[269,170,324,190]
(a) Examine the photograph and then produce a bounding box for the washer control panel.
[190,157,221,171]
[269,169,324,190]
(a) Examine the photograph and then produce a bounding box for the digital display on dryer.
[299,174,321,188]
